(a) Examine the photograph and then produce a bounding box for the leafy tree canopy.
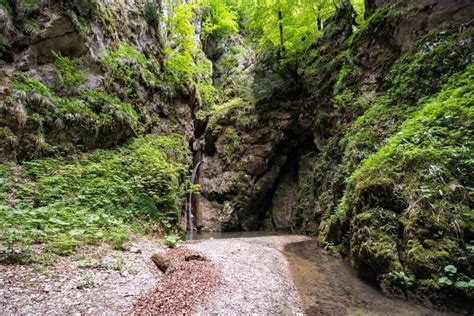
[235,0,365,62]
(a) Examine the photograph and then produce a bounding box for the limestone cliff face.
[1,0,472,308]
[196,0,474,231]
[193,0,474,307]
[193,52,307,231]
[0,0,196,162]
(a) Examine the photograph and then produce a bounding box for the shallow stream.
[283,240,455,315]
[186,233,458,314]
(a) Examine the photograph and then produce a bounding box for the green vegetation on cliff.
[347,65,474,301]
[0,0,473,310]
[0,0,206,262]
[0,134,190,262]
[295,3,474,305]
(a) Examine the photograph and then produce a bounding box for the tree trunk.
[278,9,285,57]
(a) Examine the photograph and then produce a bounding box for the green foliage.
[437,264,474,290]
[23,18,42,34]
[161,0,215,105]
[350,64,473,192]
[164,234,181,248]
[110,230,130,251]
[0,0,47,35]
[455,280,474,289]
[46,235,77,255]
[201,0,238,42]
[18,0,45,15]
[13,73,52,97]
[163,1,197,86]
[53,51,87,90]
[143,1,160,28]
[82,90,139,125]
[0,134,191,262]
[236,0,364,62]
[351,0,365,25]
[389,271,415,287]
[101,41,162,94]
[0,0,13,17]
[12,73,138,130]
[207,97,256,136]
[444,265,457,274]
[66,0,99,20]
[67,9,91,33]
[437,276,452,286]
[342,28,473,175]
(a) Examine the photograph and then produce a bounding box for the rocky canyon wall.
[193,0,473,307]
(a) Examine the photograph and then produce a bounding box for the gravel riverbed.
[0,235,308,315]
[187,235,308,314]
[1,234,453,315]
[0,236,162,315]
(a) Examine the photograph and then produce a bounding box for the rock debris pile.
[132,247,219,314]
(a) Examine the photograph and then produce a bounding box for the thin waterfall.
[186,161,201,235]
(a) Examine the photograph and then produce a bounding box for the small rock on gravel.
[128,247,141,254]
[184,251,207,262]
[150,253,173,273]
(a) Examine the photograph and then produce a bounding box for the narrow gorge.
[0,0,473,313]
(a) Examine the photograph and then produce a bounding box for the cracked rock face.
[29,15,88,66]
[0,1,197,162]
[195,103,308,231]
[193,0,474,234]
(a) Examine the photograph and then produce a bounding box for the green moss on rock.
[5,72,140,160]
[345,64,474,302]
[0,134,190,263]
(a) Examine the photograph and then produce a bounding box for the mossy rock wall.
[0,0,209,260]
[192,0,474,307]
[295,0,474,307]
[0,0,204,162]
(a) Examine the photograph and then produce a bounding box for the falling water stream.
[186,161,201,238]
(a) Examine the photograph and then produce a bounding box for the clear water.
[283,240,455,315]
[185,230,285,240]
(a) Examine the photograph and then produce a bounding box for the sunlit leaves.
[235,0,364,62]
